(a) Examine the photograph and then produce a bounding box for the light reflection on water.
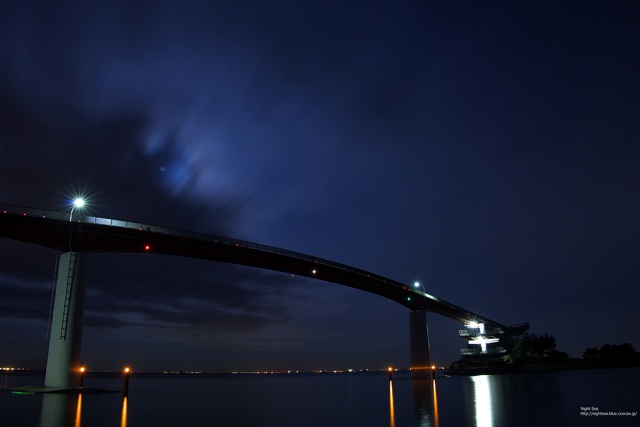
[2,368,638,427]
[471,375,493,427]
[36,392,128,427]
[120,396,128,427]
[388,380,395,427]
[39,393,81,427]
[411,379,439,427]
[74,393,82,427]
[432,379,439,426]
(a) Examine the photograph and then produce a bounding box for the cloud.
[83,255,300,333]
[0,274,51,320]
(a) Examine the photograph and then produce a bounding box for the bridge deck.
[0,203,504,327]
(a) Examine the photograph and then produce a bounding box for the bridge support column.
[44,252,88,389]
[409,310,432,379]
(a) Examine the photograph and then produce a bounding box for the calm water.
[1,368,638,426]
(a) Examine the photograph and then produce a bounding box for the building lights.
[467,321,485,334]
[462,321,499,355]
[469,336,500,354]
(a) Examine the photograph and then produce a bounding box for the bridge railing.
[2,205,68,220]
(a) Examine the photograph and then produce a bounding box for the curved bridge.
[0,203,501,326]
[0,203,527,387]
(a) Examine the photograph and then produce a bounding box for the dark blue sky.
[0,1,639,372]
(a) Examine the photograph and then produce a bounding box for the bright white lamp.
[69,198,86,222]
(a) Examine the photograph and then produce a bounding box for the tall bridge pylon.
[44,251,88,388]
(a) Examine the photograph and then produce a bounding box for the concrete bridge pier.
[409,310,432,379]
[44,251,88,389]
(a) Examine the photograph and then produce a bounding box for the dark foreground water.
[1,368,638,426]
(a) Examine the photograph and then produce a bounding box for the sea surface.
[1,368,638,426]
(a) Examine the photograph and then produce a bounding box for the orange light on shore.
[388,367,393,372]
[78,366,87,387]
[123,367,131,396]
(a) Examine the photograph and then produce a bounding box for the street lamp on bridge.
[69,198,85,222]
[68,198,85,249]
[414,281,423,293]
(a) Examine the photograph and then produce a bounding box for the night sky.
[1,1,639,373]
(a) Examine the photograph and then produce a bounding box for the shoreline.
[447,358,640,376]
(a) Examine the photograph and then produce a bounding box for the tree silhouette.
[512,332,568,362]
[582,343,639,360]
